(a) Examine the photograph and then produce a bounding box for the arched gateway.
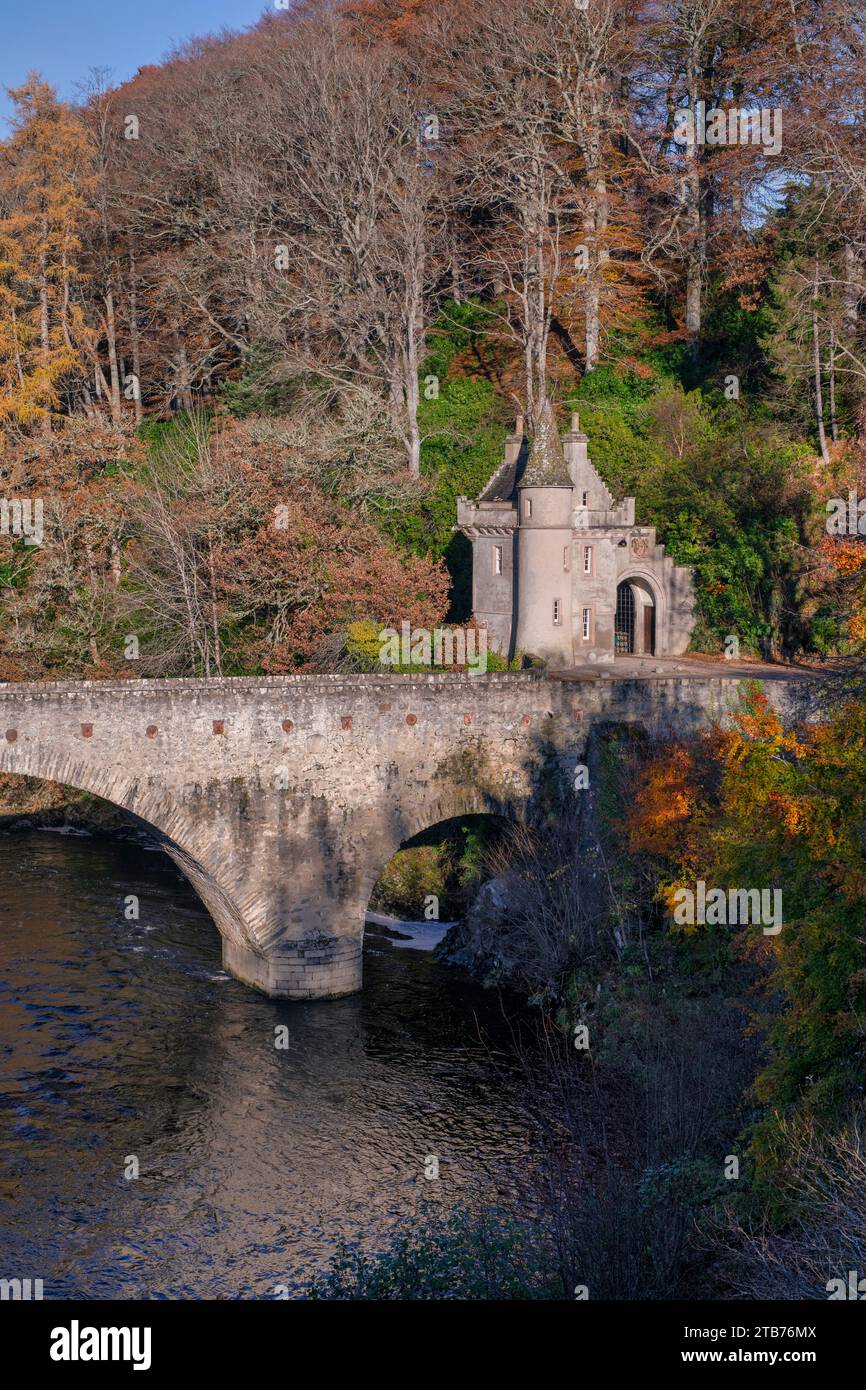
[616,577,659,656]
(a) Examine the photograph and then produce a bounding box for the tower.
[514,400,574,665]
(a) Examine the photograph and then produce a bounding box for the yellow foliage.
[0,77,94,433]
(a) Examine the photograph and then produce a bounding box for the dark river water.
[0,831,531,1299]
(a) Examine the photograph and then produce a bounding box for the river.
[0,830,531,1298]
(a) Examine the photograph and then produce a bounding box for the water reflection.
[0,832,530,1298]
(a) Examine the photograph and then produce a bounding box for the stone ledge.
[0,670,546,698]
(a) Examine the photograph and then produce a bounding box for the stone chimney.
[563,408,588,482]
[504,414,525,467]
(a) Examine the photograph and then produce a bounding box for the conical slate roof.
[520,399,572,487]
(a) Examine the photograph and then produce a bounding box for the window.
[582,607,592,641]
[553,598,562,626]
[563,546,570,572]
[583,545,592,575]
[493,544,503,575]
[615,581,634,653]
[525,497,532,519]
[581,491,589,508]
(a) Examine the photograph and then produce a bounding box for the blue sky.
[1,0,272,131]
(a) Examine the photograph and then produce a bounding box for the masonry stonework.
[457,401,697,664]
[0,670,814,1000]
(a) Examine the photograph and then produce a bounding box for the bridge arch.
[363,811,512,931]
[0,754,254,960]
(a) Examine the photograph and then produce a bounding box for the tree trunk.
[60,249,73,350]
[450,234,463,304]
[828,327,839,443]
[39,244,51,437]
[843,242,860,334]
[104,289,123,423]
[93,357,112,408]
[583,173,609,373]
[128,241,144,425]
[10,305,25,388]
[175,332,194,413]
[812,264,830,465]
[684,63,704,363]
[405,328,422,476]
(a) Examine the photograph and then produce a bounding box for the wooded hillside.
[1,0,865,676]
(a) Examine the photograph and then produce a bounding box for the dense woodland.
[3,0,866,1299]
[1,0,866,676]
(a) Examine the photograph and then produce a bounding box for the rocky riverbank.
[0,773,140,837]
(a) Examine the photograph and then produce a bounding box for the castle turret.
[514,400,574,665]
[458,403,696,666]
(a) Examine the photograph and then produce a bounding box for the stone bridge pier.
[0,668,816,1000]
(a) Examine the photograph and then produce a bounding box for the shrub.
[306,1205,558,1300]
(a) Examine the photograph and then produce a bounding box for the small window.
[583,545,592,575]
[563,546,570,572]
[525,497,532,519]
[553,598,562,626]
[581,491,589,508]
[493,544,503,575]
[582,607,592,641]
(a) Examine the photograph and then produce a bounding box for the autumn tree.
[545,0,647,373]
[125,413,449,675]
[254,8,442,473]
[0,76,93,436]
[624,685,866,1185]
[425,0,584,424]
[77,70,140,424]
[0,415,141,676]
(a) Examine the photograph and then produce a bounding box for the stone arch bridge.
[0,668,816,1000]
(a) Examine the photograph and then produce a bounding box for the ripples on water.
[0,832,531,1298]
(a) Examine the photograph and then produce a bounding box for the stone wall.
[0,669,819,999]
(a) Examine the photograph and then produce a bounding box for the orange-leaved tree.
[625,683,866,1187]
[0,76,94,438]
